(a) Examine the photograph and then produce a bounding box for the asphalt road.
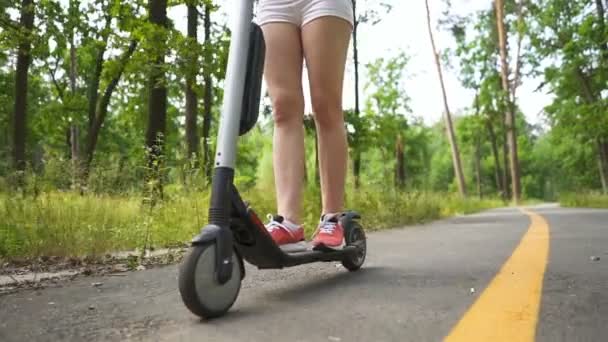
[1,204,607,342]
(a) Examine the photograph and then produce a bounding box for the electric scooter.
[177,0,367,319]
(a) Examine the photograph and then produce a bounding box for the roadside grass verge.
[0,188,504,263]
[559,192,608,209]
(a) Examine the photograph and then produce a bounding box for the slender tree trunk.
[185,3,199,164]
[87,13,111,131]
[510,0,524,102]
[596,0,608,61]
[473,95,482,198]
[84,40,137,176]
[352,0,361,189]
[486,120,504,196]
[202,3,213,184]
[70,125,80,190]
[602,140,608,171]
[495,0,521,203]
[598,139,608,194]
[425,0,467,196]
[474,140,482,198]
[87,48,104,129]
[353,151,361,188]
[69,47,77,93]
[395,134,406,188]
[12,0,35,177]
[598,159,607,194]
[68,5,80,188]
[501,120,510,198]
[146,0,168,199]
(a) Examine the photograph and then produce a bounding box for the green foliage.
[560,193,608,209]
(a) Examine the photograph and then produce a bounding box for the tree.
[425,0,467,196]
[364,51,411,187]
[350,0,392,188]
[145,0,168,197]
[444,7,506,198]
[12,0,35,179]
[84,39,138,176]
[527,0,608,193]
[184,0,199,164]
[202,1,214,183]
[352,0,361,188]
[495,0,522,203]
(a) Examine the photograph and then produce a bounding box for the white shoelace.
[319,219,337,234]
[265,214,283,232]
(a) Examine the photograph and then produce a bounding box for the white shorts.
[255,0,354,29]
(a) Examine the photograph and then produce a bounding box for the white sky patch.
[170,0,552,126]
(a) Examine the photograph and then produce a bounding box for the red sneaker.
[265,215,305,246]
[312,214,345,249]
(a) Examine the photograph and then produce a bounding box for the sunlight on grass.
[0,188,503,261]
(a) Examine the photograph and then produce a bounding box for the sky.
[168,0,554,127]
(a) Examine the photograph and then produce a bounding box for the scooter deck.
[230,209,359,269]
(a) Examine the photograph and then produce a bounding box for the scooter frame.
[185,0,366,287]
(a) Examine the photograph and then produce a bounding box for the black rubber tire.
[341,221,366,271]
[178,243,242,319]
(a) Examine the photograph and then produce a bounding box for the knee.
[311,92,343,130]
[272,91,304,127]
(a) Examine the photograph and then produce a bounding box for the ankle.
[282,217,301,230]
[321,212,340,220]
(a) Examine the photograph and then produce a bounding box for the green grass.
[0,188,504,262]
[559,192,608,208]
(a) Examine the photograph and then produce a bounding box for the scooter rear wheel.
[341,221,366,271]
[178,243,242,319]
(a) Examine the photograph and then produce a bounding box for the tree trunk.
[145,0,168,199]
[510,0,524,102]
[395,134,406,188]
[70,125,80,190]
[501,120,510,199]
[84,40,137,175]
[185,3,199,164]
[202,3,213,184]
[473,95,482,198]
[12,0,35,177]
[596,0,608,62]
[486,120,504,196]
[474,140,482,198]
[69,46,77,93]
[352,0,362,189]
[425,0,467,196]
[69,3,79,187]
[598,139,608,194]
[353,151,361,188]
[495,0,521,203]
[87,13,112,130]
[598,159,607,194]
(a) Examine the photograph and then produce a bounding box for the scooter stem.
[202,0,255,285]
[214,0,255,169]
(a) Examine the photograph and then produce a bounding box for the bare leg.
[260,23,305,224]
[301,17,352,215]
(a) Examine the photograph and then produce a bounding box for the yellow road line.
[444,208,550,342]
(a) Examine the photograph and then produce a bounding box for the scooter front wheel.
[178,243,242,319]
